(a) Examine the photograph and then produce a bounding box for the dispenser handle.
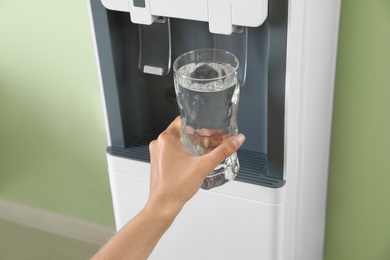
[138,17,172,76]
[214,27,248,86]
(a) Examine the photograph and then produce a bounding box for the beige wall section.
[0,0,389,259]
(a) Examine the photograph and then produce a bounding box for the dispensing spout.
[138,17,172,76]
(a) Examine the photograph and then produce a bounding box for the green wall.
[0,0,114,226]
[0,0,389,259]
[324,1,390,259]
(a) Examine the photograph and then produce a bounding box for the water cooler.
[87,0,341,259]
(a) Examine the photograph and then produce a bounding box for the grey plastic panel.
[267,0,288,178]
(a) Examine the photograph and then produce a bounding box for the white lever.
[208,0,236,35]
[128,0,157,24]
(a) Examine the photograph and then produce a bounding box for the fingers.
[203,134,245,167]
[152,116,245,177]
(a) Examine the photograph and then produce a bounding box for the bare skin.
[91,117,245,260]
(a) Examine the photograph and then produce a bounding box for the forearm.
[91,203,179,260]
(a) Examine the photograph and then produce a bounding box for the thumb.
[204,134,246,168]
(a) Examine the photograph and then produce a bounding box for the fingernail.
[231,134,245,149]
[202,137,210,149]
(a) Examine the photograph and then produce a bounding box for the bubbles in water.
[176,62,237,92]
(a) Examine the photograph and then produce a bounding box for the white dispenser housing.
[102,0,267,34]
[88,0,341,259]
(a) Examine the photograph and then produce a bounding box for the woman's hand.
[147,116,245,218]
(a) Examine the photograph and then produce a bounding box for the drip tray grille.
[107,133,285,188]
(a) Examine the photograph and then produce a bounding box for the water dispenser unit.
[88,0,341,259]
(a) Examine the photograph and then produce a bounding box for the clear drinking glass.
[173,48,240,189]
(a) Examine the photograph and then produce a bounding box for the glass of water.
[173,48,240,189]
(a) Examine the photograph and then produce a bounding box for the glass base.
[201,153,239,190]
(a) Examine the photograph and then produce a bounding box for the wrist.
[144,198,183,225]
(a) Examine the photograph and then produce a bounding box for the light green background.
[0,0,389,259]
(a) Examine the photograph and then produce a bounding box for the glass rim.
[173,48,239,82]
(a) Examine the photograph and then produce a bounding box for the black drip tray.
[107,133,285,188]
[235,149,285,188]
